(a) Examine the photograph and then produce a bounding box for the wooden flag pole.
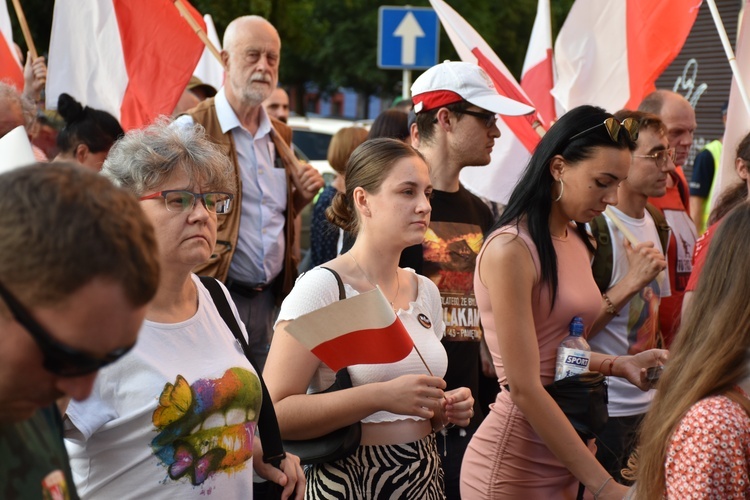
[173,0,225,69]
[11,0,37,60]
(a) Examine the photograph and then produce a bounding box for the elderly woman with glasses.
[62,122,303,499]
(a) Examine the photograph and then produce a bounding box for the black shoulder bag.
[199,276,285,499]
[281,266,362,465]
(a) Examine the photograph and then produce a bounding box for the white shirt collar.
[215,88,272,139]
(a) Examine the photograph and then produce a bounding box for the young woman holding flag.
[265,138,473,499]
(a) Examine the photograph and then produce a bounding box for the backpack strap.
[199,276,286,469]
[590,215,614,293]
[645,203,671,255]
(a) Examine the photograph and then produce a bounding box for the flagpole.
[706,0,750,114]
[173,0,226,70]
[10,0,37,60]
[604,207,667,285]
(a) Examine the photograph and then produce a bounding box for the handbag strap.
[199,276,286,468]
[319,266,346,300]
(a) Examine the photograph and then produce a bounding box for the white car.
[288,116,369,183]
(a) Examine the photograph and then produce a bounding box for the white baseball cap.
[411,61,534,116]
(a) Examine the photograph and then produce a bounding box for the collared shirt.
[175,89,287,285]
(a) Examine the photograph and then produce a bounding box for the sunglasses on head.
[0,281,134,377]
[570,117,640,143]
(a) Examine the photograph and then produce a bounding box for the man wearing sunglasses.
[638,90,698,349]
[405,61,534,499]
[0,164,159,499]
[587,110,674,485]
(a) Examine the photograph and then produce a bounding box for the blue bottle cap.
[569,316,584,336]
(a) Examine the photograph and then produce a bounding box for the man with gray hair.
[0,163,159,499]
[175,16,324,371]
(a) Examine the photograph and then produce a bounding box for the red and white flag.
[429,0,542,204]
[552,0,701,112]
[521,0,555,127]
[712,0,750,210]
[284,288,415,372]
[0,1,23,90]
[46,0,206,130]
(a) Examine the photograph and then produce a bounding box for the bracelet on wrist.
[593,476,613,499]
[610,356,621,377]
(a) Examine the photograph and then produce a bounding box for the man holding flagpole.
[587,109,672,484]
[176,15,324,372]
[406,60,533,499]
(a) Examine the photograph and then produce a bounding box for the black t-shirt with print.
[400,184,494,426]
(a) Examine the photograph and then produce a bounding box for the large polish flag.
[521,0,555,127]
[711,0,750,211]
[0,1,23,90]
[46,0,206,131]
[429,0,540,205]
[553,0,701,113]
[284,288,415,372]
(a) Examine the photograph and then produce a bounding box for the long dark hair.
[491,105,636,305]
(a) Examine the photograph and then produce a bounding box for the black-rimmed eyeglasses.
[570,117,640,143]
[139,190,233,215]
[0,281,134,377]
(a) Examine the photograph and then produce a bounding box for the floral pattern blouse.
[664,388,750,498]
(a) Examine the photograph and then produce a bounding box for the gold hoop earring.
[554,178,564,202]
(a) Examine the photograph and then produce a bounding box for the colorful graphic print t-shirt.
[64,275,262,498]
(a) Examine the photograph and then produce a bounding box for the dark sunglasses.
[431,108,498,129]
[0,281,134,377]
[459,109,498,129]
[570,117,640,143]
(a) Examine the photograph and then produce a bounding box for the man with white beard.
[176,16,324,371]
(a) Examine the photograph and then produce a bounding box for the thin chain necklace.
[347,252,400,311]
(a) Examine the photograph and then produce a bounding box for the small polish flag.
[284,288,415,372]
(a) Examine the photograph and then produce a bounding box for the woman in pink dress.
[631,203,750,498]
[460,105,668,499]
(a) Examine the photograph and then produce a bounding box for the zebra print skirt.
[305,433,445,499]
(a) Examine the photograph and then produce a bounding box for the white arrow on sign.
[394,12,425,66]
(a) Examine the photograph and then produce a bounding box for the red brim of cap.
[412,90,463,113]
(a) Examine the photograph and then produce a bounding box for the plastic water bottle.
[554,316,591,381]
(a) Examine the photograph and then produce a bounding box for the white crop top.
[276,266,448,423]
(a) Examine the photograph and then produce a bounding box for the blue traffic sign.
[378,6,440,70]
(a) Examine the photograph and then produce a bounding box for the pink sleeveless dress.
[460,224,602,498]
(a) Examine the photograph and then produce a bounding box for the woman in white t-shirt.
[264,138,474,499]
[63,122,304,499]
